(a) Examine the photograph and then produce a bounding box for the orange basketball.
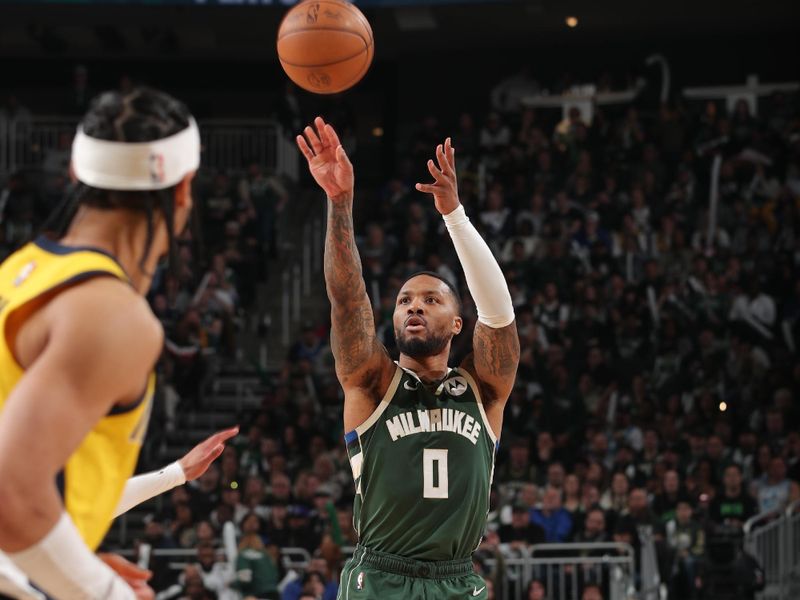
[277,0,374,95]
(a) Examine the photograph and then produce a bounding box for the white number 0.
[423,448,448,499]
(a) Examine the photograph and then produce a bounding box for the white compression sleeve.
[8,513,135,599]
[443,205,515,328]
[113,462,186,518]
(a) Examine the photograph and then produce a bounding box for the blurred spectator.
[193,541,237,600]
[526,579,547,600]
[498,502,546,549]
[531,487,573,543]
[581,583,604,600]
[234,514,279,599]
[665,500,704,597]
[752,456,800,513]
[709,464,758,527]
[572,507,608,545]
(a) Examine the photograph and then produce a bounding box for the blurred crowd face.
[520,483,539,508]
[270,474,292,500]
[723,465,742,494]
[611,473,629,497]
[582,483,600,508]
[195,521,215,543]
[582,585,604,600]
[197,544,216,569]
[584,509,606,537]
[547,463,566,488]
[242,513,261,535]
[628,489,648,515]
[528,580,546,600]
[393,275,462,359]
[663,470,680,495]
[768,457,787,483]
[511,507,530,528]
[564,474,580,498]
[542,487,562,513]
[676,502,693,526]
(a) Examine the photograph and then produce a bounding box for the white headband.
[71,118,201,191]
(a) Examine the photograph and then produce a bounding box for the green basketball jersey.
[344,365,498,561]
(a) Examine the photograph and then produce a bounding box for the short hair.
[401,271,462,314]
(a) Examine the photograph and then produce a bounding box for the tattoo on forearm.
[324,199,378,377]
[472,321,520,398]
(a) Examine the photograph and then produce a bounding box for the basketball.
[277,0,374,95]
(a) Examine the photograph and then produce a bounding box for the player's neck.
[59,206,165,295]
[398,353,450,384]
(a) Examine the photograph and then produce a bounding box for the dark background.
[1,0,798,183]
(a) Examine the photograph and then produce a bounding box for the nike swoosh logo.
[473,586,486,596]
[404,380,419,391]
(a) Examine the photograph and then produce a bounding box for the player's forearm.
[324,194,369,308]
[442,205,514,328]
[113,462,186,518]
[0,485,134,599]
[0,481,62,551]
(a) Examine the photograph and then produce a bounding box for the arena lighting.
[565,16,579,28]
[719,401,728,412]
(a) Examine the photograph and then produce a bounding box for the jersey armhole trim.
[455,367,499,445]
[353,365,403,437]
[3,270,129,373]
[108,373,153,416]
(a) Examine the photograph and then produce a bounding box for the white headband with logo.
[71,117,201,191]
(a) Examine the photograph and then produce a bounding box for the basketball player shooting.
[297,117,519,599]
[0,87,202,600]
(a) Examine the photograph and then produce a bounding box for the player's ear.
[174,170,195,210]
[452,316,463,336]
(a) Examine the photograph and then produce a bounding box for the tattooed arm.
[416,137,519,432]
[297,117,394,426]
[463,322,520,405]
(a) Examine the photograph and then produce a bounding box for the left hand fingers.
[415,182,438,194]
[99,554,152,581]
[205,426,239,448]
[427,159,444,182]
[445,137,455,170]
[435,144,453,177]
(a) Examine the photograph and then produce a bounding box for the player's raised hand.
[178,426,239,481]
[99,553,154,600]
[296,116,354,201]
[416,137,459,215]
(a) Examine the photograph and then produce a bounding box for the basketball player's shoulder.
[50,276,163,360]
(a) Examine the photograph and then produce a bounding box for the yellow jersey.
[0,236,155,551]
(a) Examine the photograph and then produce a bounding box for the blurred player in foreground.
[0,86,200,599]
[0,427,237,599]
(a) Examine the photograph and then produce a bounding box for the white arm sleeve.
[113,462,186,518]
[8,513,135,599]
[443,205,515,328]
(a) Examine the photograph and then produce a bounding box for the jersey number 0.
[423,448,449,499]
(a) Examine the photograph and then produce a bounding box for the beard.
[395,329,450,358]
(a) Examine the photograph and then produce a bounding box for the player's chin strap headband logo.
[71,117,201,191]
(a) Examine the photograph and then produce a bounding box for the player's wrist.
[327,190,354,205]
[8,513,135,599]
[442,203,467,225]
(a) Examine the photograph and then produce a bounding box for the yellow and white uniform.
[0,236,154,551]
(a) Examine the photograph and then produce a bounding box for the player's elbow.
[0,481,31,547]
[0,472,49,549]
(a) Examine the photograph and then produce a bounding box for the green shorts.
[336,545,489,600]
